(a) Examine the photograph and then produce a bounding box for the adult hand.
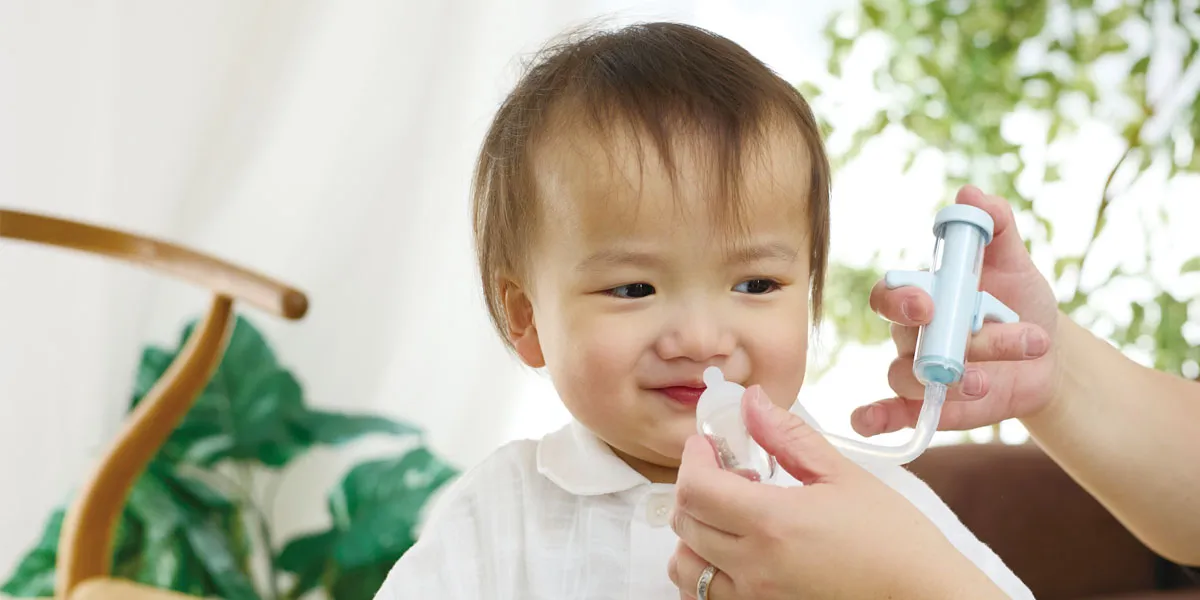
[666,387,1006,599]
[856,185,1061,435]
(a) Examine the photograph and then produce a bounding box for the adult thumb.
[741,386,846,485]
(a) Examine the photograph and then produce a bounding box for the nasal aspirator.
[696,366,777,481]
[696,204,1020,470]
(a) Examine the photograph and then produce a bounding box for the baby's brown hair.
[472,22,831,347]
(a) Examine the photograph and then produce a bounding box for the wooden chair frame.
[0,208,308,600]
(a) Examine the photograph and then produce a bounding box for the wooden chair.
[0,208,308,600]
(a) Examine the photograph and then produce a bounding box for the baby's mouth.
[652,385,706,406]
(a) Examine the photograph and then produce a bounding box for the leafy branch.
[1067,10,1199,308]
[809,0,1200,386]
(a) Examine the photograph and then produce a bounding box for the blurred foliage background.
[809,0,1200,415]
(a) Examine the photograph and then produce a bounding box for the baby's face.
[513,128,813,482]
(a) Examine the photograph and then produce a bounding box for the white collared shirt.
[374,420,1033,599]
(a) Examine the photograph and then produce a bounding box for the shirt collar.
[536,420,652,496]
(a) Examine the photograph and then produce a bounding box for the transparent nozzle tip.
[703,366,722,387]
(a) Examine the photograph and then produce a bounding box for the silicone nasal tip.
[697,367,738,425]
[703,366,724,388]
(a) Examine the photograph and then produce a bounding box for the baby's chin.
[580,411,703,476]
[626,429,694,467]
[599,431,694,481]
[658,417,700,448]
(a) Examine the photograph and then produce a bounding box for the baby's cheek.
[551,322,644,415]
[576,314,651,363]
[752,331,808,406]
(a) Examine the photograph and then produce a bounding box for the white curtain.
[0,0,700,575]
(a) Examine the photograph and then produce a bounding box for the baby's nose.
[655,310,736,361]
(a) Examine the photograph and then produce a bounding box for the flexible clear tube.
[792,382,948,467]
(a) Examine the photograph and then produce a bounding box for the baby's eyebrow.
[575,242,798,271]
[725,242,799,265]
[575,249,662,272]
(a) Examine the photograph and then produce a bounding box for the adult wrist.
[1021,312,1088,432]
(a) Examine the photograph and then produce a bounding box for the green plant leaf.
[183,517,261,600]
[223,369,308,467]
[276,448,459,599]
[123,465,205,594]
[174,539,222,597]
[327,448,458,569]
[127,463,188,538]
[113,460,253,598]
[330,449,457,526]
[291,411,421,446]
[277,530,337,599]
[1182,257,1200,274]
[184,313,278,379]
[163,316,305,467]
[162,467,252,573]
[334,511,418,570]
[278,530,336,573]
[0,509,62,597]
[164,470,235,513]
[132,528,186,590]
[326,563,393,600]
[111,509,147,581]
[1,547,57,597]
[176,432,237,466]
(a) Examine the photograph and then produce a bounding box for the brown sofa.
[908,442,1200,599]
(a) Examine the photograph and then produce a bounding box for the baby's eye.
[607,283,656,299]
[734,279,780,295]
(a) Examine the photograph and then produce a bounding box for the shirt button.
[645,492,673,527]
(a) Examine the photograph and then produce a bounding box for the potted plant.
[2,315,457,600]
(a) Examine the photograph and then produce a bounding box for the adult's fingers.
[851,397,923,437]
[670,507,741,573]
[967,322,1050,362]
[890,310,1049,365]
[870,279,933,327]
[668,542,739,600]
[888,304,1034,363]
[675,436,771,535]
[891,322,919,357]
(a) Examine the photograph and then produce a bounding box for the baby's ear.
[501,279,545,368]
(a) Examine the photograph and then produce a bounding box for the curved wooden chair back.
[0,208,308,600]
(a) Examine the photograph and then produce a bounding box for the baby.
[375,22,1031,599]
